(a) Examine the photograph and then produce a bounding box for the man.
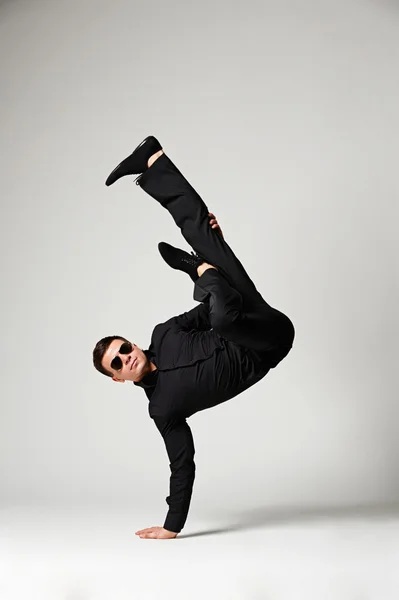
[93,136,295,539]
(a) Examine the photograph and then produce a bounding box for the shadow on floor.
[177,501,399,539]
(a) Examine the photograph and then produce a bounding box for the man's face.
[101,339,149,383]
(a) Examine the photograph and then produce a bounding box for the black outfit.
[133,154,295,533]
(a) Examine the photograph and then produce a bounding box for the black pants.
[137,154,295,365]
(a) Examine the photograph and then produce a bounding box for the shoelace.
[182,251,202,265]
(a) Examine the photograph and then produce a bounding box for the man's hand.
[208,212,224,239]
[135,526,178,540]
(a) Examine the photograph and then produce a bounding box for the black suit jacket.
[134,301,272,533]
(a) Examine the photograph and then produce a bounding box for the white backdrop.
[1,0,398,524]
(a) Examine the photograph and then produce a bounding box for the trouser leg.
[137,153,265,307]
[194,268,295,360]
[138,152,295,362]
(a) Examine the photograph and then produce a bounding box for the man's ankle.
[197,263,217,277]
[147,150,164,168]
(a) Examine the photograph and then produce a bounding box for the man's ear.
[112,377,125,383]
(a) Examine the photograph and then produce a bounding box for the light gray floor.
[2,505,399,599]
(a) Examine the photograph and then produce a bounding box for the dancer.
[93,136,295,539]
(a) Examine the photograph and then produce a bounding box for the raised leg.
[137,153,265,307]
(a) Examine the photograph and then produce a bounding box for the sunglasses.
[110,341,133,371]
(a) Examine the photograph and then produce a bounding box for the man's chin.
[131,358,150,383]
[132,369,144,384]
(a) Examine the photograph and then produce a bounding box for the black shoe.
[105,135,162,186]
[158,242,204,283]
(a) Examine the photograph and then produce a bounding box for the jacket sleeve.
[153,415,196,534]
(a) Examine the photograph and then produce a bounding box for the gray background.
[1,0,398,523]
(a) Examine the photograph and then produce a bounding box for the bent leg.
[194,269,295,361]
[137,153,265,306]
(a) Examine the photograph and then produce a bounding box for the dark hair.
[93,335,130,378]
